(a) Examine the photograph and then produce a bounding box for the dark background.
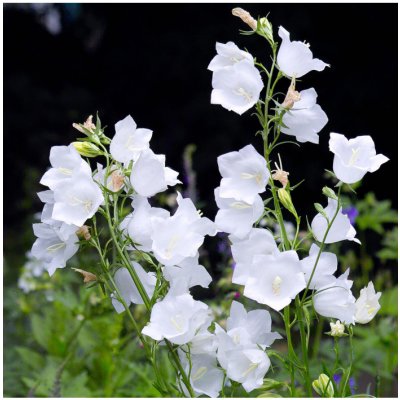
[4,3,398,256]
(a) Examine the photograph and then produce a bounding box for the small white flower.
[300,243,337,290]
[180,352,224,398]
[311,198,361,244]
[243,251,306,311]
[313,269,356,325]
[329,133,389,184]
[150,193,216,266]
[208,41,253,71]
[52,173,104,227]
[40,144,91,190]
[281,88,328,144]
[142,292,211,345]
[354,282,381,324]
[277,26,329,78]
[329,320,346,337]
[110,115,152,164]
[130,149,181,197]
[214,187,264,239]
[217,144,270,204]
[211,61,263,115]
[31,223,79,276]
[230,228,278,285]
[111,263,156,313]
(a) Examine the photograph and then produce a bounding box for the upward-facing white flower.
[354,282,381,324]
[277,26,329,78]
[230,228,278,285]
[243,251,306,311]
[130,149,181,197]
[217,144,270,203]
[300,243,337,290]
[110,115,152,164]
[211,61,263,115]
[214,187,264,239]
[311,198,361,244]
[52,173,104,227]
[208,41,253,71]
[281,88,328,144]
[40,144,91,190]
[329,133,389,184]
[313,269,356,324]
[142,292,211,345]
[150,193,216,266]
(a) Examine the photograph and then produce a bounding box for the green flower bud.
[278,188,297,218]
[322,186,338,200]
[312,374,334,398]
[72,141,101,158]
[258,17,274,43]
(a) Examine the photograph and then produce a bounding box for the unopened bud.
[278,188,297,217]
[312,374,334,397]
[232,8,257,30]
[72,268,97,284]
[76,225,91,241]
[258,17,274,43]
[72,141,101,158]
[73,115,96,134]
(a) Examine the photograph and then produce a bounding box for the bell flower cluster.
[209,42,263,115]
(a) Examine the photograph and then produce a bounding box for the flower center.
[170,315,184,332]
[240,172,263,186]
[164,234,180,259]
[192,366,208,382]
[235,87,253,102]
[57,167,73,176]
[242,362,259,378]
[366,304,376,315]
[348,148,360,166]
[272,276,283,295]
[230,201,251,210]
[46,242,66,253]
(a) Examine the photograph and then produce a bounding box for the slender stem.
[283,306,296,397]
[312,317,324,359]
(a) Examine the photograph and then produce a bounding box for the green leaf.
[379,286,398,316]
[16,347,45,370]
[258,392,283,398]
[31,314,51,351]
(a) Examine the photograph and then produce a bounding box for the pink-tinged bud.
[76,225,91,240]
[282,80,301,109]
[232,8,257,31]
[111,170,125,192]
[72,268,97,283]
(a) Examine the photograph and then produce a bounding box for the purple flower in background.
[342,206,359,226]
[234,291,240,299]
[333,374,356,395]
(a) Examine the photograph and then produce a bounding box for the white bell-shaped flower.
[329,133,389,184]
[230,228,278,285]
[110,115,152,164]
[40,144,91,190]
[208,41,253,71]
[180,352,224,398]
[313,269,356,324]
[277,26,329,78]
[130,149,181,197]
[354,282,381,324]
[121,195,169,251]
[150,193,216,266]
[111,263,156,313]
[52,173,104,227]
[31,223,79,276]
[142,292,211,345]
[163,256,212,294]
[214,188,264,239]
[211,61,263,115]
[311,198,361,244]
[217,144,270,204]
[243,251,306,311]
[300,243,337,290]
[281,88,328,144]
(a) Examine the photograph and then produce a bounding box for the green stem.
[283,306,296,397]
[312,318,324,359]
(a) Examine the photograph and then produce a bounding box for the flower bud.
[322,186,338,201]
[111,170,125,192]
[258,17,274,43]
[72,115,96,135]
[282,79,301,109]
[278,188,297,217]
[312,374,334,397]
[72,141,101,158]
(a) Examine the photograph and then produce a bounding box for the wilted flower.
[211,61,263,115]
[281,88,328,144]
[329,133,389,184]
[354,282,381,324]
[214,187,264,239]
[110,115,152,164]
[130,149,181,197]
[328,320,346,337]
[208,41,253,71]
[277,26,329,78]
[217,144,269,203]
[311,198,361,244]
